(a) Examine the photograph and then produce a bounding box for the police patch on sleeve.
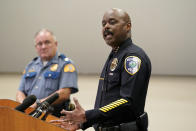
[124,56,141,75]
[64,64,76,72]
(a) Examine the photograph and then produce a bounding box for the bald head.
[102,8,131,48]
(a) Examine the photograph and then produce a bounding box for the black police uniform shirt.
[82,38,151,130]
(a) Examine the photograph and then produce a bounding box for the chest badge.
[28,68,35,72]
[110,58,118,71]
[50,64,58,71]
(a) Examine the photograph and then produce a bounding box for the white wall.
[0,0,196,75]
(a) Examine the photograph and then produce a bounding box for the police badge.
[50,64,58,71]
[110,58,118,71]
[124,56,141,75]
[28,68,35,72]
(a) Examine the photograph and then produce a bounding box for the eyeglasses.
[35,40,51,47]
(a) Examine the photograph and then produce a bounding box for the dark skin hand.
[50,97,86,131]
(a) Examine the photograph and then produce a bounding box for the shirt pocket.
[106,72,120,91]
[24,72,37,92]
[44,71,60,92]
[107,72,120,83]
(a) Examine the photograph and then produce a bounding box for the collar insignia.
[110,58,118,71]
[50,64,58,71]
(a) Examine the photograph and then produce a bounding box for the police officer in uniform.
[16,29,78,117]
[51,8,151,131]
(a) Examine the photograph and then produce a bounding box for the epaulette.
[59,54,66,60]
[33,57,38,61]
[59,54,71,64]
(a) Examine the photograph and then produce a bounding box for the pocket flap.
[44,71,60,79]
[24,72,37,78]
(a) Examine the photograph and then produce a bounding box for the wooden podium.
[0,99,66,131]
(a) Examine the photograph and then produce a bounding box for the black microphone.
[30,93,59,118]
[41,106,54,121]
[15,95,37,112]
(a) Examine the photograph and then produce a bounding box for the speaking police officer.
[51,8,151,131]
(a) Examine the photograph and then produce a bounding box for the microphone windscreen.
[15,95,37,112]
[45,93,59,105]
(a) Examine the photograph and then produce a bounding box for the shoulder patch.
[124,56,141,75]
[64,64,76,72]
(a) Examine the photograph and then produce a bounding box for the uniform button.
[64,58,69,61]
[49,74,52,77]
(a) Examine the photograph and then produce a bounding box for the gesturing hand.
[50,97,86,130]
[61,97,86,124]
[50,119,80,131]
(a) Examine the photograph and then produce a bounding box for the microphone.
[15,95,37,112]
[30,93,59,118]
[41,106,54,121]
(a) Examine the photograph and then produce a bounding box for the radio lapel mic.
[15,95,37,112]
[30,93,59,118]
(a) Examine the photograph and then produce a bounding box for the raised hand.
[60,97,86,124]
[50,97,86,130]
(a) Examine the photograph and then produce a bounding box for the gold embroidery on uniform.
[64,64,76,72]
[99,78,104,80]
[28,68,35,72]
[99,99,128,113]
[50,64,58,71]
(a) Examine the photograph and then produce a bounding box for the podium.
[0,99,66,131]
